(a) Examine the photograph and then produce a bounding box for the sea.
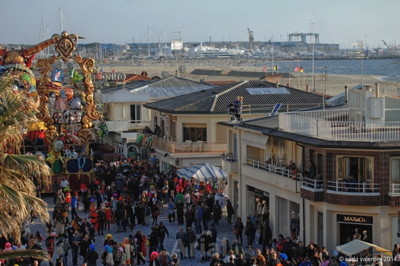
[256,59,400,82]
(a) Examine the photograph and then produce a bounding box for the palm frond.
[0,74,51,244]
[0,249,50,261]
[0,184,50,242]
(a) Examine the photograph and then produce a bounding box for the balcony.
[105,120,151,132]
[389,183,400,196]
[301,177,323,191]
[326,180,379,195]
[279,109,400,142]
[222,155,238,174]
[151,136,226,154]
[244,158,301,192]
[246,158,302,179]
[300,177,324,201]
[389,183,400,206]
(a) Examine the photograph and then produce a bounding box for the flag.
[300,67,304,73]
[70,69,83,83]
[263,65,267,72]
[273,65,278,71]
[295,66,300,72]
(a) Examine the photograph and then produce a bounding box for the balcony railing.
[245,158,302,180]
[240,102,324,114]
[151,136,226,154]
[105,120,151,132]
[301,177,324,192]
[326,180,379,195]
[389,183,400,196]
[279,109,400,142]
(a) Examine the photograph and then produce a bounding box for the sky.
[1,0,399,49]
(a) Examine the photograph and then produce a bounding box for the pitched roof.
[100,76,214,100]
[144,80,326,114]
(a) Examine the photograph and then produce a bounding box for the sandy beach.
[101,60,399,97]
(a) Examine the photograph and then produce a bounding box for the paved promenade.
[30,196,242,266]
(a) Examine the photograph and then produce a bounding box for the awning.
[336,239,392,256]
[177,163,228,183]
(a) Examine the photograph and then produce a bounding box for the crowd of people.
[0,153,395,266]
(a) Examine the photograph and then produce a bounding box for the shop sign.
[337,214,373,224]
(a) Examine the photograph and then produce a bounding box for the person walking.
[233,217,244,246]
[71,231,81,266]
[158,222,169,251]
[86,244,99,266]
[175,228,187,259]
[226,199,235,224]
[245,216,256,246]
[167,198,176,223]
[184,227,197,259]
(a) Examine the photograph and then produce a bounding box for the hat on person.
[106,234,112,239]
[5,242,12,248]
[279,253,288,261]
[89,244,95,251]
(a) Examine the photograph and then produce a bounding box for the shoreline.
[101,64,399,97]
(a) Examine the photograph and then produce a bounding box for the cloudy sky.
[1,0,398,48]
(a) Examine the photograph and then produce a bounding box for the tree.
[0,75,51,245]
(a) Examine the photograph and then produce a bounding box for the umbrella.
[177,163,228,182]
[336,239,392,256]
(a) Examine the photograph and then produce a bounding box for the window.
[130,104,141,122]
[183,124,206,141]
[336,156,374,182]
[391,157,400,183]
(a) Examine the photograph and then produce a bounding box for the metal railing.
[301,177,324,191]
[326,180,379,195]
[105,120,151,132]
[279,110,400,142]
[151,136,226,154]
[245,158,302,180]
[389,183,400,195]
[240,102,324,114]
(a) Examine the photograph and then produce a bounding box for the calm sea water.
[256,59,400,82]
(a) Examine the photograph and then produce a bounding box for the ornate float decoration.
[0,31,101,191]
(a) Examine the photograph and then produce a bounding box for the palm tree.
[0,75,51,259]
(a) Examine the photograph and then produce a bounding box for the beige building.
[143,80,324,172]
[220,84,400,253]
[100,76,213,156]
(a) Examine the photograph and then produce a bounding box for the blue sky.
[1,0,398,48]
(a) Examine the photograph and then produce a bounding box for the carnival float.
[0,31,102,192]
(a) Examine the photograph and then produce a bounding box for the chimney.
[306,84,309,92]
[345,85,348,105]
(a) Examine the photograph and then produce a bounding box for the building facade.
[220,85,400,253]
[144,80,324,173]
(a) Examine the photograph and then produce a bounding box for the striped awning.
[177,163,228,183]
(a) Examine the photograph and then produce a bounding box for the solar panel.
[246,87,290,95]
